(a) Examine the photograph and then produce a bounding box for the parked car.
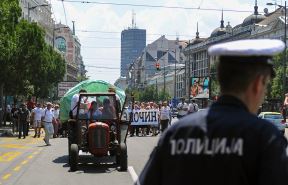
[258,112,285,134]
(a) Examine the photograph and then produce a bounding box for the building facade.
[121,28,146,77]
[19,0,86,82]
[54,23,80,81]
[20,0,54,46]
[126,35,187,99]
[183,2,284,100]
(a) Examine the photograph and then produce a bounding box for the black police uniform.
[18,108,30,139]
[138,95,288,185]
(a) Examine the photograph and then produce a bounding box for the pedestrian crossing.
[0,135,45,184]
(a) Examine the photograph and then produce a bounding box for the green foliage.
[271,67,283,98]
[269,51,288,99]
[126,85,170,102]
[0,0,21,82]
[0,3,66,99]
[210,63,220,97]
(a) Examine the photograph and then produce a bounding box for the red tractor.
[67,92,131,171]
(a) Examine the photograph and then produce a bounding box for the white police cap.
[208,39,285,57]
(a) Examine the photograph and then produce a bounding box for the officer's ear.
[252,74,269,95]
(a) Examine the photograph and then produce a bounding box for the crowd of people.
[7,101,62,146]
[129,98,199,137]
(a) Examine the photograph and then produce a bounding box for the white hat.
[208,39,285,57]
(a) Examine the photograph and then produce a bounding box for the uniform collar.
[213,95,249,112]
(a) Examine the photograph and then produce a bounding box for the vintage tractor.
[67,92,131,171]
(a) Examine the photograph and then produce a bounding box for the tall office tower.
[121,28,146,77]
[121,11,146,77]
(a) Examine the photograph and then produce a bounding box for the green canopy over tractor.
[59,80,125,122]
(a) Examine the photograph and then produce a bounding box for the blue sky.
[50,0,282,84]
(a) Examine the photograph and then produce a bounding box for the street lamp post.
[164,50,168,96]
[174,49,177,100]
[267,1,287,96]
[27,3,48,22]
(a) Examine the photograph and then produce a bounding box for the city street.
[0,118,179,185]
[0,133,156,185]
[1,118,288,185]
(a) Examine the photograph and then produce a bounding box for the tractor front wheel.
[70,144,79,172]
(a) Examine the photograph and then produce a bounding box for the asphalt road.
[0,118,287,185]
[0,119,176,185]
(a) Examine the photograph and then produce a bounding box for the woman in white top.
[160,101,170,133]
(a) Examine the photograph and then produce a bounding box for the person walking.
[17,104,30,139]
[188,99,199,114]
[137,39,288,185]
[31,103,43,138]
[41,102,55,146]
[159,101,170,133]
[176,97,188,119]
[130,102,140,137]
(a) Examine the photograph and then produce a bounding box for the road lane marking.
[2,174,11,180]
[13,166,21,172]
[21,160,28,165]
[0,152,22,162]
[0,144,29,149]
[128,166,140,185]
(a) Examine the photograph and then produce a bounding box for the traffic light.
[156,63,160,71]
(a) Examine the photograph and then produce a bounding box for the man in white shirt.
[177,97,189,119]
[160,101,170,132]
[70,89,87,118]
[188,99,199,114]
[31,103,43,138]
[42,102,56,146]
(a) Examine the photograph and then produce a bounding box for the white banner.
[122,110,159,126]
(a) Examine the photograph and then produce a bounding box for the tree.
[0,0,21,124]
[210,63,220,98]
[13,20,66,99]
[269,51,288,100]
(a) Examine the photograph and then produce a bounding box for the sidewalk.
[0,127,15,137]
[0,122,18,137]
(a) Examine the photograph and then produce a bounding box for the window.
[55,36,67,53]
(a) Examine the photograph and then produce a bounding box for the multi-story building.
[121,28,146,77]
[19,0,86,82]
[54,23,80,81]
[183,1,279,100]
[19,0,54,46]
[126,35,187,98]
[147,65,185,99]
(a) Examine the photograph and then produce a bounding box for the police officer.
[18,103,30,139]
[137,39,288,185]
